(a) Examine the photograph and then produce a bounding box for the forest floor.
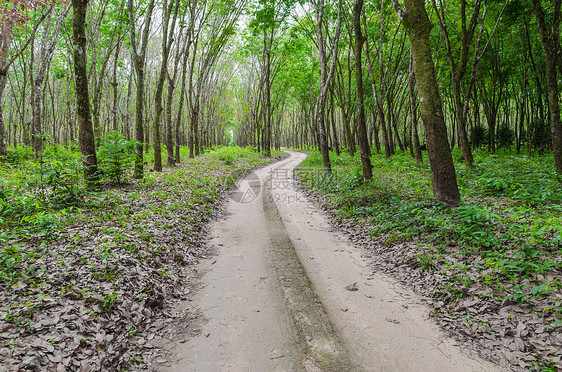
[0,146,285,371]
[157,150,500,372]
[297,148,562,372]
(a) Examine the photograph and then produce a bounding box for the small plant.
[97,131,138,184]
[41,162,84,208]
[412,252,438,272]
[125,326,137,337]
[102,290,118,311]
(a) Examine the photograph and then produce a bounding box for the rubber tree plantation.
[0,0,561,370]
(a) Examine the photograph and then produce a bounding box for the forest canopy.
[0,0,560,198]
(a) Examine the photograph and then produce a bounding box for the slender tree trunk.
[353,0,372,179]
[129,0,155,179]
[31,80,44,154]
[409,53,423,163]
[392,0,460,206]
[531,0,562,173]
[0,75,7,159]
[175,28,193,163]
[329,89,340,156]
[154,0,179,170]
[111,40,121,132]
[165,78,176,167]
[72,0,100,189]
[313,0,342,173]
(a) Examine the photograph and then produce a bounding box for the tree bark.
[72,0,100,189]
[353,0,372,179]
[392,0,460,206]
[128,0,155,179]
[0,74,7,158]
[409,53,423,163]
[531,0,562,174]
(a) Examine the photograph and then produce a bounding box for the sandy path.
[159,151,504,372]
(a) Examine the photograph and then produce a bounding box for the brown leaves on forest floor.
[299,187,562,372]
[0,152,285,371]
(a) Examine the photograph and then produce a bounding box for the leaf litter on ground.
[0,148,286,371]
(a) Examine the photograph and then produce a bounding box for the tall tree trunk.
[0,75,7,159]
[313,0,342,173]
[409,53,423,163]
[392,0,460,206]
[165,77,176,167]
[72,0,100,189]
[329,88,340,156]
[153,0,179,172]
[353,0,372,179]
[111,40,121,132]
[128,0,155,179]
[262,28,273,157]
[531,0,562,173]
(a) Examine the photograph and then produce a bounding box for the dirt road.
[159,151,503,372]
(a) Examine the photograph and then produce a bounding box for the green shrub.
[97,131,138,184]
[496,126,514,149]
[471,125,488,148]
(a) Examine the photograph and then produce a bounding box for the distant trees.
[1,0,245,183]
[232,0,560,203]
[0,1,54,159]
[0,0,560,193]
[128,0,155,179]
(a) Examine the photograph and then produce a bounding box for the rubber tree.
[165,13,188,168]
[531,0,562,174]
[128,0,155,178]
[352,0,372,180]
[173,0,198,163]
[152,0,180,172]
[188,0,243,157]
[430,0,482,165]
[0,4,51,160]
[363,0,407,159]
[30,4,69,156]
[408,52,422,163]
[312,0,342,173]
[249,3,275,157]
[72,0,100,189]
[391,0,460,206]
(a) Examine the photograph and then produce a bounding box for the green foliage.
[530,118,551,153]
[471,125,488,149]
[97,131,139,184]
[496,125,514,149]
